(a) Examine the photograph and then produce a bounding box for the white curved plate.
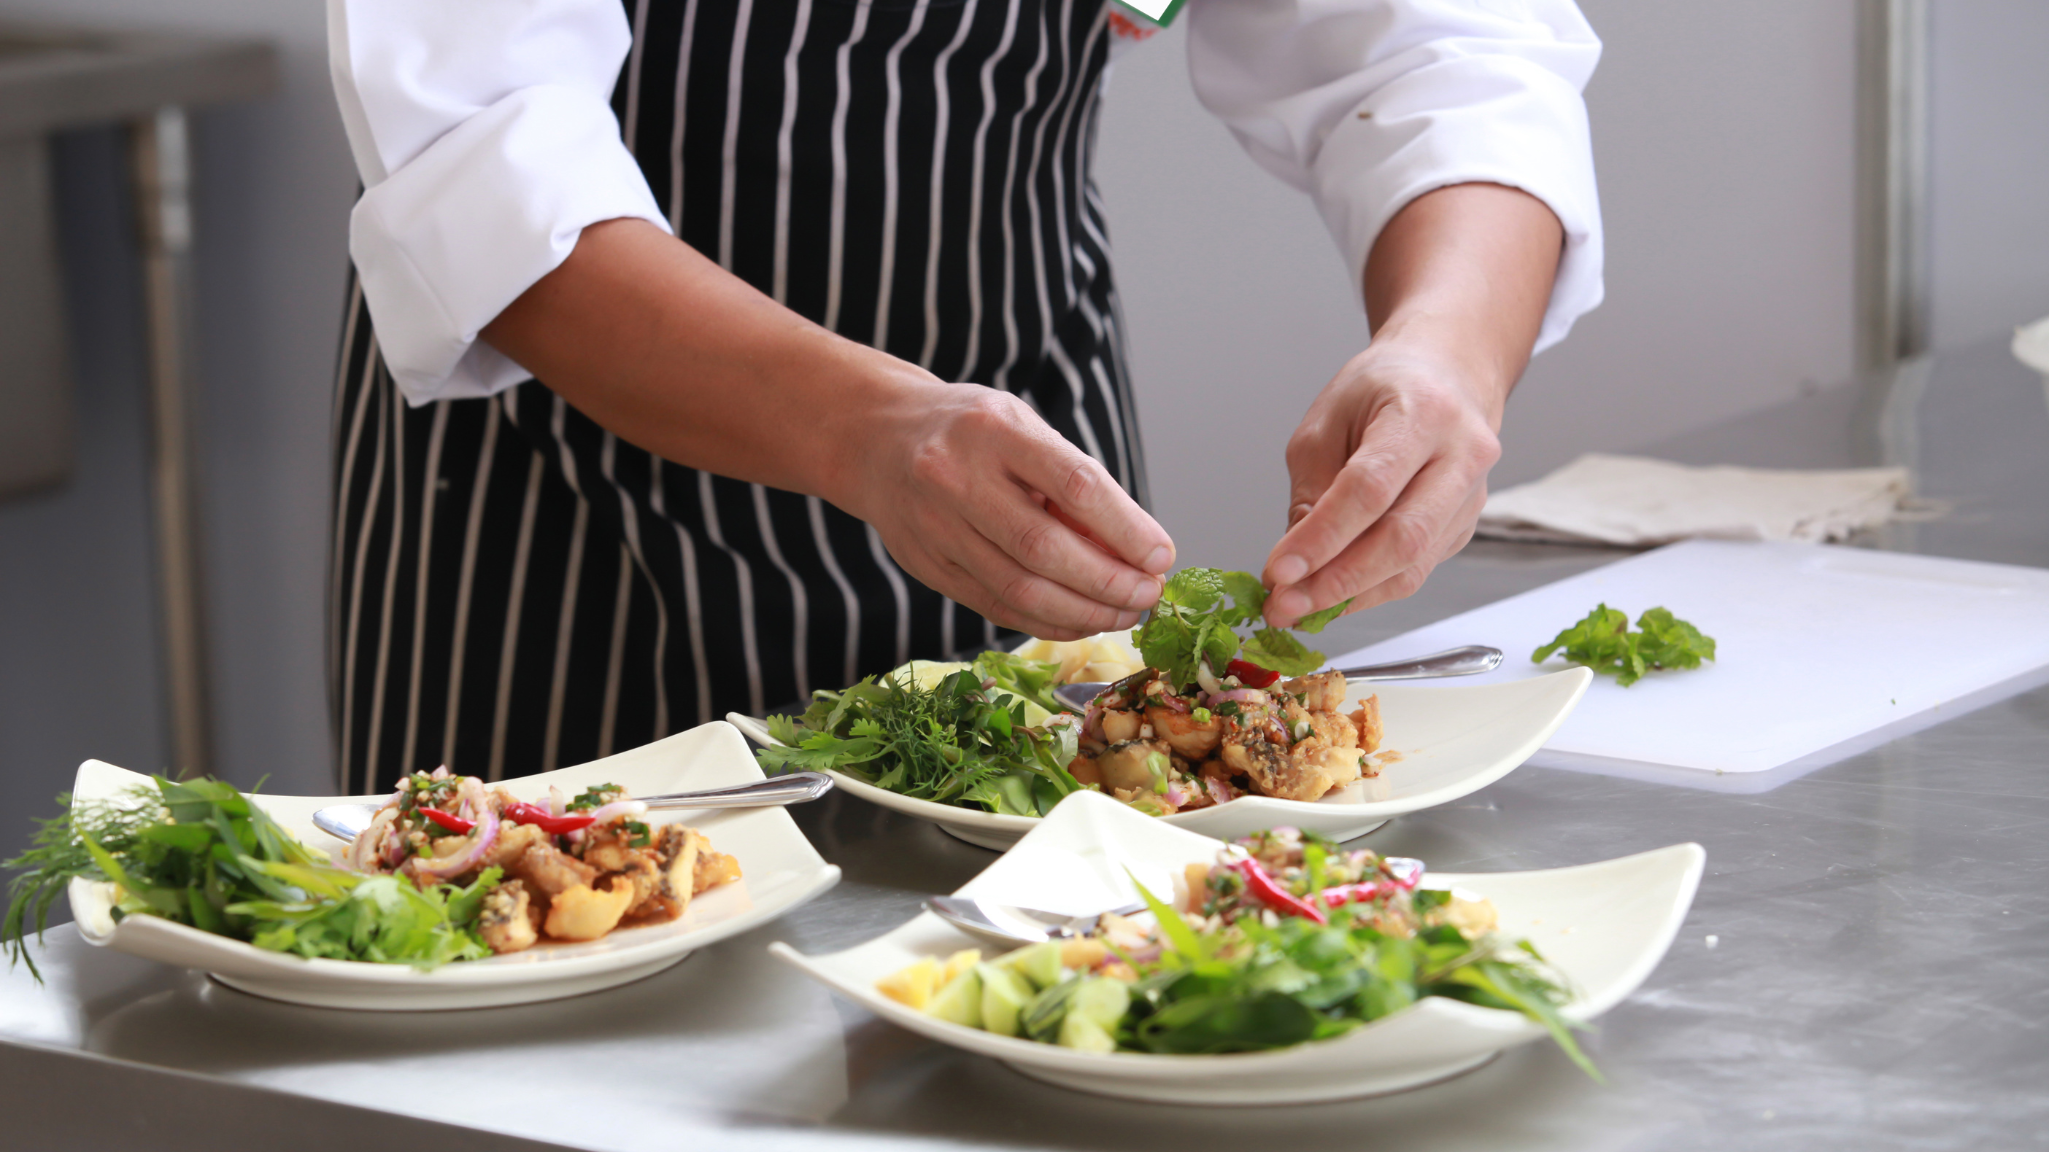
[731,665,1591,849]
[772,789,1702,1104]
[66,722,840,1010]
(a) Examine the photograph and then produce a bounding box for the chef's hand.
[483,220,1170,641]
[1260,183,1563,628]
[1261,343,1500,626]
[846,382,1174,641]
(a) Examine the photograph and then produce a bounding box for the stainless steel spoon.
[925,896,1150,948]
[1052,644,1503,711]
[309,771,836,843]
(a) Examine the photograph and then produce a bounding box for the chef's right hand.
[842,382,1173,641]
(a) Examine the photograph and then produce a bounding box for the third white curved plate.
[731,665,1591,849]
[773,789,1703,1103]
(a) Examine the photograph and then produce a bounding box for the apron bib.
[330,0,1146,791]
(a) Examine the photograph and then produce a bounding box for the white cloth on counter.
[2015,314,2049,377]
[1477,453,1915,546]
[328,0,1605,406]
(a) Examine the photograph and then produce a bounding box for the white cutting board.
[1329,540,2049,774]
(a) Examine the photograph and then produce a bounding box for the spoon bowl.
[309,771,836,844]
[1052,644,1503,712]
[925,896,1150,948]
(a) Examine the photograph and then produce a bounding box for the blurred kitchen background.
[0,1,2044,853]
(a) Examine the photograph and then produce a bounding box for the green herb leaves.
[2,777,497,979]
[1130,568,1351,691]
[1532,603,1717,687]
[757,652,1084,817]
[1117,881,1594,1075]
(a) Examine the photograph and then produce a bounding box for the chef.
[325,0,1602,791]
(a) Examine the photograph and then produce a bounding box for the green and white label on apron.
[1112,0,1186,29]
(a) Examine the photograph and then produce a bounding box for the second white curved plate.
[732,665,1591,849]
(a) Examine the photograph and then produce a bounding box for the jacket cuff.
[349,83,669,405]
[1310,54,1603,355]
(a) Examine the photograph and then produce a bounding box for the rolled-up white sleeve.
[1186,0,1603,353]
[328,0,671,404]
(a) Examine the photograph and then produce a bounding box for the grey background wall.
[0,0,352,836]
[1927,0,2049,351]
[0,1,2044,862]
[1100,0,1864,571]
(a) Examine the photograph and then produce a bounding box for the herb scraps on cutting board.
[1532,603,1717,687]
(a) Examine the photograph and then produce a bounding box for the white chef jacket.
[330,0,1603,407]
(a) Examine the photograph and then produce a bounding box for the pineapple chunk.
[875,956,943,1009]
[1058,938,1108,970]
[940,949,982,985]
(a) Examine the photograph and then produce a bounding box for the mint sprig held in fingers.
[1532,603,1717,687]
[1129,568,1352,692]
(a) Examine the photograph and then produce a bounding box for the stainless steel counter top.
[3,336,2044,1151]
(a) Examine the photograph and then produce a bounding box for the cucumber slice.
[1067,976,1131,1030]
[1057,1011,1118,1054]
[979,964,1034,1037]
[1000,940,1065,991]
[925,965,983,1028]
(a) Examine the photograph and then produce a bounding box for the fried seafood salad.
[758,570,1390,820]
[1070,667,1382,812]
[346,769,741,954]
[875,827,1594,1074]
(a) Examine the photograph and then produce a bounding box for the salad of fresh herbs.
[877,827,1596,1078]
[1533,603,1717,687]
[757,651,1087,817]
[3,776,497,979]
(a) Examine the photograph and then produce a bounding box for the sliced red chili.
[418,806,474,835]
[1228,857,1328,925]
[504,802,596,835]
[1317,858,1424,909]
[1316,881,1385,909]
[1225,659,1281,688]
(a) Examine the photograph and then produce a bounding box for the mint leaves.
[1532,603,1717,687]
[1130,568,1351,691]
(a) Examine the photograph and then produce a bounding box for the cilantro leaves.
[1130,568,1352,691]
[1531,603,1717,687]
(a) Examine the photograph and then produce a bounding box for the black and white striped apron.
[330,0,1149,793]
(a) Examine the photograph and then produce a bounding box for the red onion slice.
[587,799,648,825]
[1203,688,1269,708]
[407,806,501,882]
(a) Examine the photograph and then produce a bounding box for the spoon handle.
[1334,645,1502,681]
[639,771,835,810]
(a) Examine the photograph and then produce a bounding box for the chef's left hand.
[1256,182,1562,628]
[1259,339,1502,627]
